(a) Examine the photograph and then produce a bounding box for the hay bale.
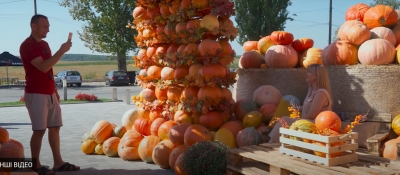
[233,65,400,117]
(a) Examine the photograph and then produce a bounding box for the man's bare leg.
[31,130,46,169]
[48,127,64,168]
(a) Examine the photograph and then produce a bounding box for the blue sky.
[0,0,376,57]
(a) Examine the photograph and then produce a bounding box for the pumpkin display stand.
[233,65,400,118]
[279,128,359,166]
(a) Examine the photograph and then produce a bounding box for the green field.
[0,58,239,80]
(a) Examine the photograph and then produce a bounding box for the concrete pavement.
[0,102,175,175]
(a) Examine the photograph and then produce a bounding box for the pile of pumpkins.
[382,114,400,160]
[240,3,400,70]
[0,127,39,175]
[240,31,318,69]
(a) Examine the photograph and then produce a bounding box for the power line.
[291,8,329,14]
[0,0,25,5]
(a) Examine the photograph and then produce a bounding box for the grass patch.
[0,98,113,107]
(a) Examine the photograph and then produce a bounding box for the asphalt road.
[0,84,143,103]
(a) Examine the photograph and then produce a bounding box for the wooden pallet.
[227,143,400,175]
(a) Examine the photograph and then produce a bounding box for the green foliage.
[370,0,400,9]
[182,141,228,175]
[59,0,138,71]
[234,0,294,45]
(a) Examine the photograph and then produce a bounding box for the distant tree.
[332,0,400,41]
[60,0,137,71]
[234,0,294,45]
[370,0,400,9]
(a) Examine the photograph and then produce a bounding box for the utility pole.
[328,0,332,44]
[34,0,37,15]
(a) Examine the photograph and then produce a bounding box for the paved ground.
[0,83,142,103]
[0,102,175,175]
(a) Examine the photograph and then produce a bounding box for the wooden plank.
[240,146,347,175]
[269,165,290,175]
[358,152,400,165]
[368,165,400,175]
[346,112,392,123]
[280,137,358,154]
[345,161,396,175]
[227,162,269,175]
[229,148,328,175]
[348,166,394,175]
[366,132,390,156]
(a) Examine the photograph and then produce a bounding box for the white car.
[54,70,82,87]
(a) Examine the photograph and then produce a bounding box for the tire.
[77,83,81,87]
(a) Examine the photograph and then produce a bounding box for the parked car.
[105,70,130,86]
[54,70,82,87]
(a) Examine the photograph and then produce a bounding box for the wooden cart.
[227,143,400,175]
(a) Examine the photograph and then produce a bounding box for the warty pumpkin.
[138,135,162,163]
[358,38,396,65]
[152,140,177,169]
[363,5,398,29]
[338,20,371,46]
[118,130,144,161]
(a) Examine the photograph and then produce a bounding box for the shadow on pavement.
[55,168,175,175]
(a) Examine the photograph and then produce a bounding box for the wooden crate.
[227,143,400,175]
[279,127,359,166]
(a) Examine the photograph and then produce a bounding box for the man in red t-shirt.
[19,14,80,174]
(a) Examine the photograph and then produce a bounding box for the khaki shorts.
[24,93,63,130]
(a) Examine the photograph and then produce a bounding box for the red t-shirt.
[19,37,55,94]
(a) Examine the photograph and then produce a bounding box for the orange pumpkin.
[358,38,396,65]
[169,145,189,169]
[236,127,262,147]
[322,40,358,66]
[180,0,191,10]
[132,6,148,20]
[174,154,188,175]
[177,45,187,59]
[152,140,177,169]
[258,36,274,55]
[192,0,208,9]
[264,45,298,68]
[345,3,370,22]
[233,99,258,121]
[382,136,400,160]
[134,118,151,136]
[183,43,199,57]
[220,121,243,138]
[243,41,259,51]
[138,107,150,119]
[90,120,114,144]
[315,111,342,132]
[8,139,23,150]
[197,86,222,103]
[175,22,187,33]
[300,48,323,68]
[149,109,163,121]
[174,66,189,80]
[141,88,156,102]
[81,139,97,155]
[270,31,294,45]
[198,39,221,57]
[156,24,166,35]
[169,123,192,145]
[258,103,277,123]
[147,65,163,78]
[313,130,344,158]
[150,118,167,136]
[166,44,179,61]
[338,20,371,46]
[138,135,162,163]
[102,137,120,157]
[159,4,170,18]
[291,38,314,52]
[0,127,9,143]
[188,63,202,78]
[167,86,183,102]
[164,23,177,36]
[239,50,265,69]
[221,88,232,102]
[191,112,201,124]
[147,7,160,19]
[391,22,400,46]
[199,111,224,131]
[155,86,168,102]
[198,63,226,78]
[370,27,396,46]
[0,141,24,159]
[158,120,178,140]
[118,130,144,161]
[184,124,212,146]
[180,86,199,103]
[161,67,175,80]
[252,85,282,107]
[186,19,201,31]
[200,15,219,31]
[363,5,398,29]
[219,38,233,56]
[174,110,192,124]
